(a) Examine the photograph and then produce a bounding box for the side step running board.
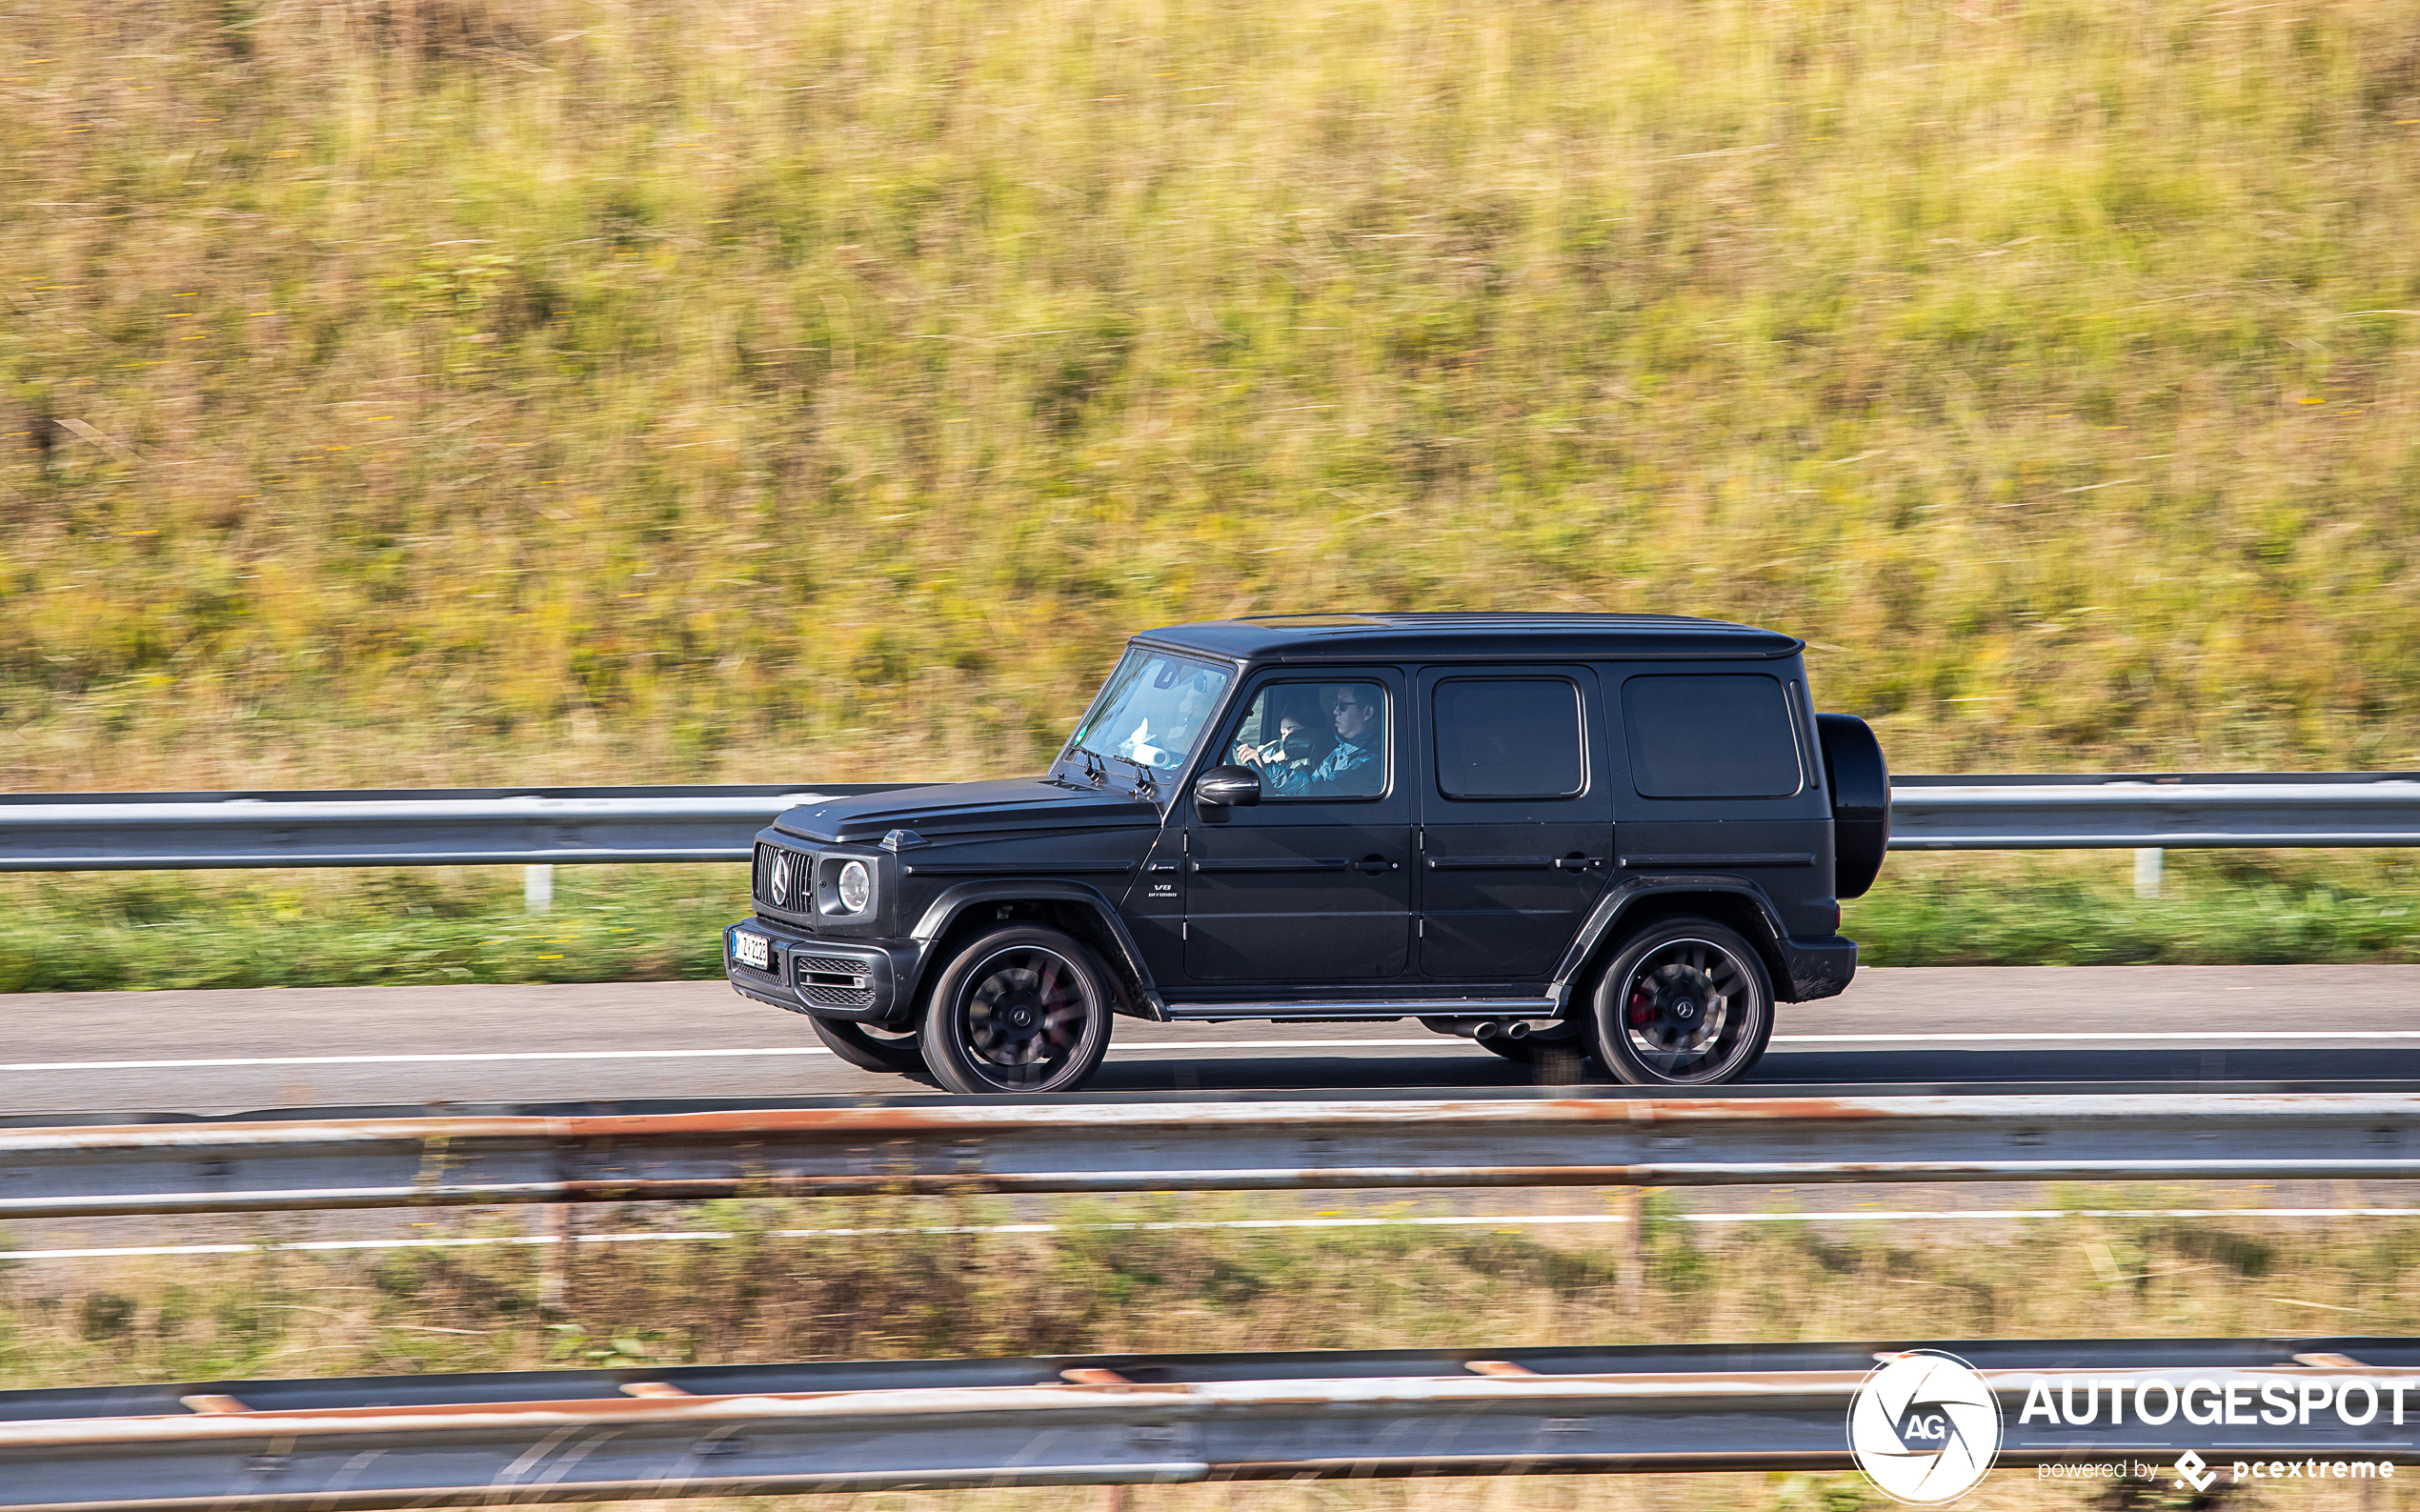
[1161,998,1558,1021]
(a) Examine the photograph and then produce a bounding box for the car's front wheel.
[1588,919,1774,1086]
[920,925,1115,1095]
[809,1016,926,1075]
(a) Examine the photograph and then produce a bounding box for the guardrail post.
[1622,1186,1648,1286]
[538,1205,571,1315]
[523,864,555,914]
[2133,848,2163,899]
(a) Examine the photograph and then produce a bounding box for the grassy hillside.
[6,0,2420,793]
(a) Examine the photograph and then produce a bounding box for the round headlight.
[837,859,873,913]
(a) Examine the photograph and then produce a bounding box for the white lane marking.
[0,1040,1463,1073]
[9,1206,2406,1263]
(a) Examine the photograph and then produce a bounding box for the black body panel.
[723,613,1873,1039]
[1186,665,1414,981]
[1414,664,1612,978]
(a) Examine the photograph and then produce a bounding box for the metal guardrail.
[1,774,2415,871]
[0,784,916,870]
[1890,774,2420,851]
[4,1337,2416,1508]
[8,1094,2420,1220]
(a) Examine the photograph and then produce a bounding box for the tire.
[920,926,1116,1095]
[1588,919,1774,1087]
[1476,1020,1599,1084]
[809,1016,926,1075]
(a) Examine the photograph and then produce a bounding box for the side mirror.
[1193,764,1262,808]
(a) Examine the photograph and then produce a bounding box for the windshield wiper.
[1066,744,1109,789]
[1106,753,1160,801]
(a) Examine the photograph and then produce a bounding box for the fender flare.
[908,878,1166,1019]
[1547,876,1797,1008]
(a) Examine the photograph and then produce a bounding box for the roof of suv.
[1137,612,1805,663]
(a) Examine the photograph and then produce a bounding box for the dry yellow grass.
[4,0,2419,792]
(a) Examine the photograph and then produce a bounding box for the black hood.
[772,776,1162,845]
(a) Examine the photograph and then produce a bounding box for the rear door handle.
[1555,856,1603,872]
[1357,855,1397,874]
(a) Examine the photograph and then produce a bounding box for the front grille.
[756,843,813,913]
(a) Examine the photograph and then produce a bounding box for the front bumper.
[723,919,919,1025]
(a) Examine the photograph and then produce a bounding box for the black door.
[1417,667,1612,980]
[1184,670,1412,982]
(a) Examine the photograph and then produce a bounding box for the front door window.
[1227,680,1388,799]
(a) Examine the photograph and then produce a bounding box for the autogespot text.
[2017,1375,2410,1429]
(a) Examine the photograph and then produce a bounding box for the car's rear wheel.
[920,925,1115,1095]
[1589,919,1774,1086]
[809,1016,926,1075]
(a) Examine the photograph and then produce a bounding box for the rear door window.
[1621,675,1803,798]
[1431,678,1585,799]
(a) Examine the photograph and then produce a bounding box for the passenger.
[1306,685,1382,796]
[1234,702,1321,796]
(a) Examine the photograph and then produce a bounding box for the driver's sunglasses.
[1330,697,1370,714]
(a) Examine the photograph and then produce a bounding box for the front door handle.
[1357,855,1398,874]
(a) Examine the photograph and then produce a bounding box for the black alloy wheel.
[920,925,1116,1095]
[809,1016,926,1074]
[1589,918,1774,1086]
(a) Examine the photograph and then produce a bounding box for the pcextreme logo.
[1847,1350,2005,1504]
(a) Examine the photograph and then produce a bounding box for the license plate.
[732,931,770,970]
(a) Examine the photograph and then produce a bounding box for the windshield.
[1060,648,1234,776]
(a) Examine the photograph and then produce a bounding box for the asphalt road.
[7,964,2420,1117]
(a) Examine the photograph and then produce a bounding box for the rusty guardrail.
[7,1093,2420,1220]
[3,1337,2417,1508]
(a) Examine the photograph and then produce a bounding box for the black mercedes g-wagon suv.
[726,613,1888,1095]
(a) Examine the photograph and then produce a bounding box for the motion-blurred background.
[6,0,2419,988]
[9,0,2417,792]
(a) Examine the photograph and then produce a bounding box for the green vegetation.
[2,850,2412,993]
[5,0,2420,796]
[1852,850,2420,967]
[0,864,738,993]
[0,849,2411,992]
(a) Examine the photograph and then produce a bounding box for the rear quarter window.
[1621,675,1803,798]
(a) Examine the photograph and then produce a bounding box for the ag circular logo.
[1847,1350,2003,1504]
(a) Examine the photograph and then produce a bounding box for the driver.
[1305,685,1382,796]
